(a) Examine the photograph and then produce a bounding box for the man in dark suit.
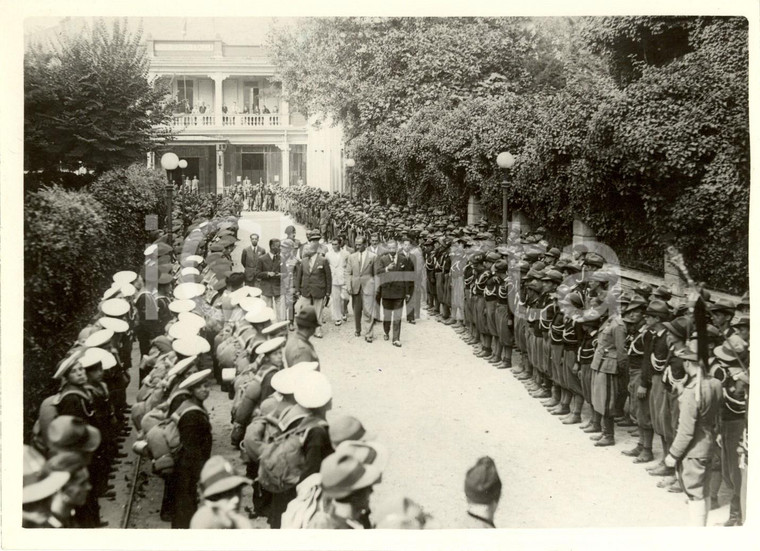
[241,233,266,287]
[373,239,414,347]
[295,242,332,338]
[344,236,376,337]
[253,238,283,320]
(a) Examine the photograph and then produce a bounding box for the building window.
[243,81,259,114]
[177,77,194,113]
[289,145,307,185]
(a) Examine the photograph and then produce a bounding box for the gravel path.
[118,210,734,529]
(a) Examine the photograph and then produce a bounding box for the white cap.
[80,347,117,370]
[240,297,267,313]
[167,355,197,379]
[294,371,332,409]
[178,368,212,390]
[101,298,130,317]
[174,282,206,300]
[102,284,121,300]
[255,336,286,355]
[181,267,200,276]
[172,336,210,356]
[262,320,289,335]
[144,244,158,256]
[168,321,201,340]
[178,311,206,329]
[98,317,129,333]
[113,270,138,285]
[120,283,137,297]
[169,299,196,313]
[84,329,115,348]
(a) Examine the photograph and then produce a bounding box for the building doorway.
[241,152,265,184]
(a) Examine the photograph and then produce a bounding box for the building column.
[279,143,290,187]
[212,73,228,126]
[215,144,226,194]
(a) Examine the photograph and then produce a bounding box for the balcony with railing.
[169,113,285,129]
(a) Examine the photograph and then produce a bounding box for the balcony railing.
[169,113,283,128]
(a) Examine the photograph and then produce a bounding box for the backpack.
[240,402,285,463]
[257,416,328,493]
[280,473,324,529]
[230,365,277,422]
[145,401,207,476]
[32,389,91,454]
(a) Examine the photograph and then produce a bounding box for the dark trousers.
[352,292,364,333]
[382,298,403,342]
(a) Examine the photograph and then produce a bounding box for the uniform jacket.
[669,376,724,460]
[345,250,376,296]
[590,316,628,374]
[640,323,669,388]
[252,252,281,297]
[460,511,496,528]
[173,403,212,528]
[295,253,332,299]
[284,332,319,368]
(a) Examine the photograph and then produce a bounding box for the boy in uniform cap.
[284,305,321,367]
[663,347,723,525]
[190,456,252,528]
[462,456,501,528]
[23,446,70,528]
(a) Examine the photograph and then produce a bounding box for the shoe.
[594,436,615,447]
[343,314,347,322]
[355,331,361,337]
[629,429,640,437]
[408,319,416,325]
[633,449,655,463]
[589,433,604,441]
[656,476,676,488]
[384,334,390,341]
[561,414,582,425]
[335,320,342,326]
[365,336,374,343]
[475,350,490,358]
[393,341,402,348]
[621,445,643,457]
[551,406,571,416]
[582,425,602,434]
[648,464,675,477]
[646,462,664,472]
[541,398,559,408]
[488,357,501,365]
[315,331,323,338]
[443,318,456,325]
[288,323,295,332]
[101,490,117,498]
[616,417,637,427]
[534,390,552,399]
[667,482,684,493]
[725,516,743,527]
[496,362,510,369]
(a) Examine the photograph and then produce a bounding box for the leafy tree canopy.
[24,18,175,173]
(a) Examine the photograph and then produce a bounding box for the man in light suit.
[344,236,376,337]
[294,242,332,338]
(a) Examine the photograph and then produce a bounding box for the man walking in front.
[295,242,332,339]
[345,236,376,337]
[241,233,267,288]
[374,239,414,347]
[253,238,282,320]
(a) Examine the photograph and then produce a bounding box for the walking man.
[295,243,332,339]
[345,237,376,337]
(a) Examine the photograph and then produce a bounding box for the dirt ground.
[113,210,736,529]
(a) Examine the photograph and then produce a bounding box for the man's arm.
[668,388,697,460]
[323,258,332,290]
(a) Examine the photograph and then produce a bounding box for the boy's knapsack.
[240,404,284,464]
[32,388,91,454]
[280,473,324,529]
[230,365,277,422]
[257,416,328,494]
[145,401,206,476]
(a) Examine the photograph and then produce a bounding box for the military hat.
[294,305,321,328]
[172,336,210,356]
[580,308,603,325]
[178,311,206,330]
[710,297,736,314]
[166,355,197,379]
[464,457,502,505]
[518,260,531,273]
[53,348,87,379]
[633,282,653,299]
[112,270,138,285]
[84,328,114,348]
[731,314,749,328]
[651,286,672,301]
[662,316,692,341]
[46,416,101,454]
[245,307,274,324]
[261,320,289,336]
[98,316,129,333]
[198,456,252,500]
[545,247,561,258]
[178,368,212,391]
[79,347,117,370]
[591,270,617,284]
[209,242,225,252]
[541,269,563,284]
[645,299,671,319]
[174,282,206,300]
[144,244,158,256]
[493,260,509,273]
[101,298,130,317]
[154,242,173,256]
[584,253,604,268]
[254,336,286,355]
[158,272,174,285]
[623,295,647,313]
[168,320,201,340]
[484,251,501,263]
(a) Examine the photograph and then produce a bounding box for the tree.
[24,18,175,174]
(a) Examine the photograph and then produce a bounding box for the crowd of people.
[223,179,279,216]
[23,184,749,529]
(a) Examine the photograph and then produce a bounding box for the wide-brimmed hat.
[293,371,332,409]
[53,348,86,379]
[181,254,204,266]
[335,440,388,472]
[180,266,201,277]
[710,297,736,314]
[101,298,130,317]
[255,336,286,356]
[47,416,101,453]
[166,355,197,379]
[714,335,748,365]
[645,299,671,319]
[731,315,749,328]
[240,297,267,313]
[329,415,373,447]
[178,368,212,390]
[663,316,692,341]
[23,451,70,504]
[152,336,173,354]
[319,451,383,499]
[651,286,673,301]
[174,282,206,300]
[98,316,129,333]
[83,328,114,348]
[199,456,252,499]
[245,307,274,324]
[178,311,206,330]
[79,347,117,370]
[294,305,321,328]
[540,269,563,284]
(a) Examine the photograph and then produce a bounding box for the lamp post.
[160,152,180,245]
[496,151,516,243]
[345,158,355,198]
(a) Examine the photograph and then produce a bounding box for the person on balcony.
[263,105,270,114]
[199,101,207,115]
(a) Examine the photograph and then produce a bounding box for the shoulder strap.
[54,388,90,406]
[171,403,207,423]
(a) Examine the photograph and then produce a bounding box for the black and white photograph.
[2,1,757,549]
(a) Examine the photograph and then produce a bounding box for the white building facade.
[146,34,346,194]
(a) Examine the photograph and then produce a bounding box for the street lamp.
[496,151,516,243]
[160,152,179,245]
[345,158,355,197]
